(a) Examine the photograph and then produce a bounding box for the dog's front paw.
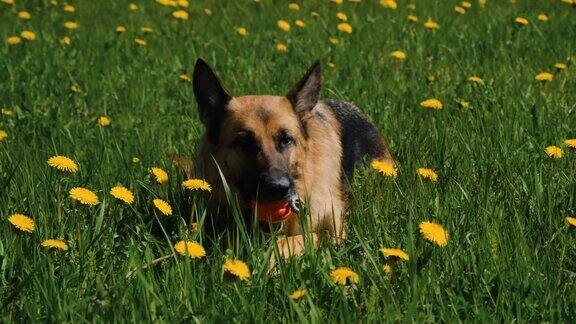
[268,234,319,269]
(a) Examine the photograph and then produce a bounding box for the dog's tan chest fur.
[285,101,345,238]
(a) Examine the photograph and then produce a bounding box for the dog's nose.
[268,176,291,193]
[261,170,292,200]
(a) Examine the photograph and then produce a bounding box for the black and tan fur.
[192,59,393,258]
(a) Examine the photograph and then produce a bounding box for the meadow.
[1,0,576,322]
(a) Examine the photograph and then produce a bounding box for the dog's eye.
[233,131,259,152]
[277,131,295,150]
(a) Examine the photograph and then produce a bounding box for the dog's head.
[193,59,322,221]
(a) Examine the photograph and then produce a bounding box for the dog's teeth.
[290,198,301,213]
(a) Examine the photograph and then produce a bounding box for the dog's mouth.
[251,196,301,223]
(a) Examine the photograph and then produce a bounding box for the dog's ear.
[193,58,231,129]
[287,60,322,116]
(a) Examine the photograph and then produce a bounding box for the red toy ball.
[251,200,293,223]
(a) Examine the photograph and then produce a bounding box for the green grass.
[1,0,576,322]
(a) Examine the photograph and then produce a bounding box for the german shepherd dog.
[192,59,393,259]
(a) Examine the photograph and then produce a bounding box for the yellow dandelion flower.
[2,108,13,116]
[0,130,7,141]
[561,0,574,4]
[329,37,340,45]
[454,6,466,14]
[132,157,140,163]
[141,27,154,33]
[427,75,436,83]
[156,0,177,6]
[204,8,212,16]
[380,0,397,9]
[63,4,75,12]
[407,3,416,10]
[97,116,111,127]
[479,0,486,7]
[458,99,470,110]
[70,84,80,93]
[8,214,35,233]
[336,12,347,21]
[407,15,418,22]
[565,139,576,149]
[327,62,336,69]
[41,239,69,251]
[182,179,212,192]
[514,17,528,26]
[417,168,438,182]
[64,21,78,30]
[18,11,31,20]
[537,14,548,22]
[2,0,15,4]
[110,186,134,205]
[379,247,409,261]
[135,38,147,46]
[277,20,291,32]
[295,20,305,28]
[468,76,484,84]
[419,221,448,246]
[150,167,169,184]
[174,240,206,258]
[21,30,36,41]
[424,18,440,30]
[179,74,191,82]
[153,198,172,216]
[545,146,564,158]
[288,2,300,10]
[330,266,359,285]
[290,289,307,300]
[116,26,126,33]
[554,63,567,71]
[129,3,138,10]
[70,187,99,206]
[47,155,78,173]
[390,50,406,60]
[7,36,21,45]
[371,159,397,178]
[331,0,343,4]
[276,43,288,53]
[172,10,189,20]
[60,36,71,45]
[461,1,472,8]
[337,23,353,34]
[535,72,553,82]
[177,0,189,7]
[566,217,576,227]
[235,27,248,37]
[311,11,320,18]
[382,264,392,273]
[420,98,443,110]
[223,259,251,281]
[60,36,72,45]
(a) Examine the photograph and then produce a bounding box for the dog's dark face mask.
[192,59,322,213]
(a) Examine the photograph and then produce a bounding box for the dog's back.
[325,100,392,182]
